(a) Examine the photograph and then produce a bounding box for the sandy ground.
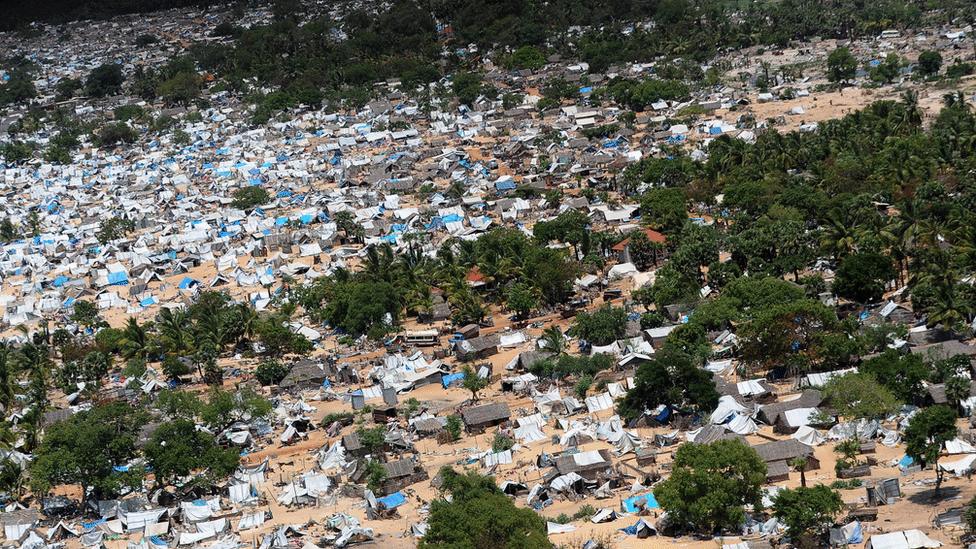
[64,294,976,549]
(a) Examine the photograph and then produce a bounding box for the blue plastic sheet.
[621,493,659,513]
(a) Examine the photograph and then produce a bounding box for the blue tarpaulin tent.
[622,493,659,513]
[495,180,517,192]
[376,492,406,509]
[107,271,129,285]
[178,277,199,290]
[442,372,465,388]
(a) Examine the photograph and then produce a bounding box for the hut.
[461,402,511,433]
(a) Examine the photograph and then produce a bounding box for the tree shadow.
[907,486,961,505]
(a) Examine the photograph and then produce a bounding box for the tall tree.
[904,405,957,496]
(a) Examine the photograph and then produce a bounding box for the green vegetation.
[654,439,766,534]
[30,402,149,500]
[772,485,845,541]
[421,468,552,548]
[904,405,957,494]
[85,63,125,97]
[255,359,288,386]
[96,217,136,244]
[144,419,239,489]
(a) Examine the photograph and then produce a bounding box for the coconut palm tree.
[157,308,193,356]
[121,317,153,361]
[0,344,15,413]
[789,456,808,488]
[540,326,566,356]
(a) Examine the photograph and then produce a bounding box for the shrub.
[255,359,288,386]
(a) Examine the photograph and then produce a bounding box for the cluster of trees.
[420,468,551,548]
[29,386,267,502]
[435,0,966,72]
[57,290,309,391]
[651,438,849,543]
[618,93,976,340]
[293,228,581,340]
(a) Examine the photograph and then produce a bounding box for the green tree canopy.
[144,419,239,488]
[904,405,957,494]
[570,305,628,346]
[420,468,552,548]
[654,439,766,534]
[832,252,895,303]
[639,187,687,233]
[827,47,857,84]
[618,347,719,420]
[85,63,125,97]
[30,402,148,500]
[772,485,844,541]
[823,372,899,420]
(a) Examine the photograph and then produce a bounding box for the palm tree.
[924,283,972,333]
[364,244,398,284]
[121,318,152,361]
[233,302,259,345]
[540,326,566,356]
[820,210,858,260]
[789,456,808,487]
[0,344,15,412]
[157,308,193,356]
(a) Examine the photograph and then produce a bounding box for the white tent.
[867,530,941,549]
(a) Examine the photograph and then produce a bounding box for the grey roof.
[693,424,744,445]
[461,402,510,426]
[458,334,501,354]
[342,432,363,452]
[910,340,976,362]
[412,417,446,434]
[384,457,420,479]
[759,390,823,424]
[554,449,613,474]
[752,439,814,463]
[766,460,790,479]
[279,360,331,388]
[41,408,74,428]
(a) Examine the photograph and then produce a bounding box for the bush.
[365,459,387,492]
[158,71,202,105]
[212,22,239,37]
[639,312,664,329]
[0,141,34,164]
[491,433,514,453]
[85,63,125,97]
[255,359,288,385]
[96,216,135,243]
[505,46,546,70]
[95,123,138,147]
[574,374,592,399]
[135,34,158,46]
[445,415,462,441]
[113,105,146,122]
[231,186,270,210]
[162,354,190,379]
[947,61,974,79]
[321,412,354,427]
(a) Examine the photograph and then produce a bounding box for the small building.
[611,228,667,265]
[752,439,819,482]
[278,359,332,391]
[553,449,614,481]
[757,390,823,425]
[342,432,370,458]
[455,334,500,361]
[381,457,429,495]
[461,402,511,433]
